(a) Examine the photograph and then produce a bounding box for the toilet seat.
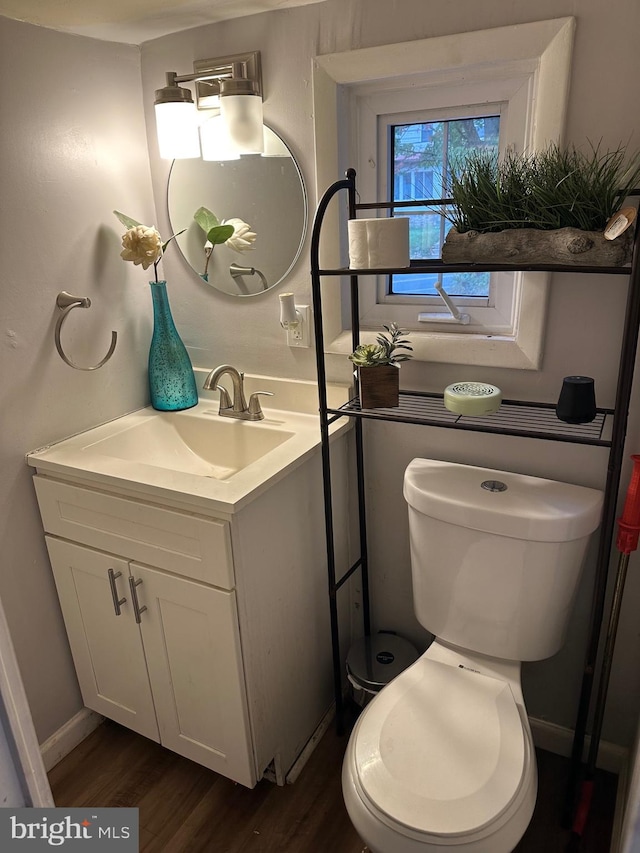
[352,657,528,841]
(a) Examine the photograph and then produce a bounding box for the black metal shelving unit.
[311,169,640,816]
[330,393,613,446]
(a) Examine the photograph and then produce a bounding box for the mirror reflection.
[168,126,307,296]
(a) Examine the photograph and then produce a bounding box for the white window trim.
[312,17,575,370]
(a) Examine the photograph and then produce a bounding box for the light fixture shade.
[220,94,264,154]
[200,114,240,161]
[155,101,200,159]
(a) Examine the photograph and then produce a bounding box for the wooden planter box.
[442,226,633,267]
[358,365,400,409]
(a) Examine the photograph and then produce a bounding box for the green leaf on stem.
[194,206,220,234]
[113,210,143,230]
[206,224,234,245]
[161,230,186,252]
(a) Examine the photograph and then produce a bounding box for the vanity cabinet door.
[130,563,256,787]
[45,537,159,743]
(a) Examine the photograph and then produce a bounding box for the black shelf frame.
[310,168,640,820]
[317,259,632,276]
[328,392,613,446]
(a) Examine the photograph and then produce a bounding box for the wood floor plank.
[49,722,160,807]
[150,776,274,853]
[515,749,617,852]
[49,719,615,853]
[139,827,158,850]
[235,730,362,853]
[134,751,217,837]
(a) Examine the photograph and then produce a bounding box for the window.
[356,92,520,336]
[390,114,500,298]
[312,18,575,369]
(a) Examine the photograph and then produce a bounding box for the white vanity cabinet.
[44,537,254,786]
[29,417,351,789]
[44,539,160,742]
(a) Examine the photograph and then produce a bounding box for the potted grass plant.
[349,323,413,408]
[442,143,640,266]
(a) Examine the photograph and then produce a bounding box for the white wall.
[2,0,640,757]
[140,0,640,748]
[0,16,156,742]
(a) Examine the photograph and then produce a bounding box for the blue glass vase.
[148,281,198,411]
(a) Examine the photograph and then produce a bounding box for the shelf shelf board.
[327,391,613,446]
[316,259,631,276]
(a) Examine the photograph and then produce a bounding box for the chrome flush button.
[481,480,508,492]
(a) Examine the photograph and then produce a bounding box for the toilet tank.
[403,459,604,661]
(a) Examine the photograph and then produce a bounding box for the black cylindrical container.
[556,376,597,424]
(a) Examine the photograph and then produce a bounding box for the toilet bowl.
[343,459,603,852]
[343,642,537,853]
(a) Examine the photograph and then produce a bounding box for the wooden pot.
[358,365,400,408]
[442,226,633,267]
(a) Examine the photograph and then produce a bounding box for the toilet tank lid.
[403,459,604,542]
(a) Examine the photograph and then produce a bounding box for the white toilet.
[343,458,604,853]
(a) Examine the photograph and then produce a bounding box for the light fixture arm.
[170,68,233,87]
[155,53,263,106]
[154,51,264,160]
[188,52,262,105]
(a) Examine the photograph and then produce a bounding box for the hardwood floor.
[49,717,617,852]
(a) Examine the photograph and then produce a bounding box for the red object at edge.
[616,454,640,554]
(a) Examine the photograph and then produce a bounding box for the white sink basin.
[84,410,295,480]
[27,373,351,513]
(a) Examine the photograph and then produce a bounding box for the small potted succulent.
[349,323,413,408]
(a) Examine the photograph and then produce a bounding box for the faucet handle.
[248,391,274,419]
[215,384,232,411]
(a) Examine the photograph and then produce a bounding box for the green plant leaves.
[446,143,640,233]
[207,224,234,245]
[193,206,234,246]
[113,210,143,230]
[349,323,413,366]
[349,344,387,367]
[193,206,220,234]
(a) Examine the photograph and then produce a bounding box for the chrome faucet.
[202,365,273,421]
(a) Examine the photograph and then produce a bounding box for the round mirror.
[168,126,307,296]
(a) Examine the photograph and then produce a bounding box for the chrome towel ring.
[54,291,117,371]
[229,263,268,292]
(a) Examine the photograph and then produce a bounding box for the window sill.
[326,328,541,370]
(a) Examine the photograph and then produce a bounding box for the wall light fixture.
[154,51,263,160]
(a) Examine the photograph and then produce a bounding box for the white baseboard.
[529,716,628,775]
[40,709,104,772]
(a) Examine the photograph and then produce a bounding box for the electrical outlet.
[287,305,311,348]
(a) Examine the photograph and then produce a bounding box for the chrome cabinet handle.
[107,568,126,616]
[128,576,147,624]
